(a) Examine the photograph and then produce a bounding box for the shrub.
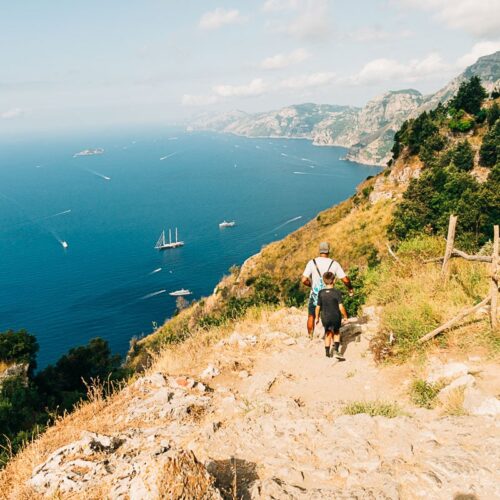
[0,329,39,373]
[449,111,475,133]
[452,140,474,172]
[342,400,401,418]
[450,76,487,116]
[410,379,444,408]
[487,102,500,126]
[479,120,500,167]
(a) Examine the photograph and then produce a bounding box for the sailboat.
[154,228,184,250]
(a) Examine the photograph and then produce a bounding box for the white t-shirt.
[303,257,346,303]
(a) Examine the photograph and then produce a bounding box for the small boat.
[61,241,68,249]
[155,228,184,250]
[169,289,192,297]
[219,220,236,228]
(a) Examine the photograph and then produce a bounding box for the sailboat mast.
[169,229,172,244]
[175,227,178,243]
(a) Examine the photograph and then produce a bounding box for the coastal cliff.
[189,51,500,166]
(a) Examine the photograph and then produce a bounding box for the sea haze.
[0,129,380,367]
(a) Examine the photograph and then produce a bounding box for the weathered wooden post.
[491,225,499,330]
[442,215,458,279]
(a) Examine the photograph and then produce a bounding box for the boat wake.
[293,171,336,177]
[270,216,302,232]
[160,152,178,161]
[149,268,162,275]
[85,168,111,181]
[139,290,167,300]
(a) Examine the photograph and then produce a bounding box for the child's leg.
[333,331,340,352]
[324,329,333,356]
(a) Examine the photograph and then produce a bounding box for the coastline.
[186,128,386,167]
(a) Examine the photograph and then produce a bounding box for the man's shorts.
[308,296,316,316]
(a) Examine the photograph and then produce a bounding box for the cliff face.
[188,51,500,166]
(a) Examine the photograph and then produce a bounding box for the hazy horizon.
[2,1,500,135]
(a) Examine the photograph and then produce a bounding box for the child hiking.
[301,242,353,339]
[315,271,348,359]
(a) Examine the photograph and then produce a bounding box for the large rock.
[463,387,500,416]
[426,362,470,383]
[29,431,222,499]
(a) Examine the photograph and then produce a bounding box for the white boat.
[219,220,236,228]
[169,289,192,296]
[155,228,184,250]
[61,241,68,249]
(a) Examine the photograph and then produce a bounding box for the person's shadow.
[339,319,362,357]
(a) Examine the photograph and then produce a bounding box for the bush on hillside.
[389,164,500,250]
[449,110,475,133]
[35,338,125,409]
[479,120,500,167]
[487,102,500,126]
[452,140,474,171]
[0,329,39,373]
[450,76,487,116]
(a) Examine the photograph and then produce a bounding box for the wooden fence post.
[491,225,499,330]
[442,215,458,279]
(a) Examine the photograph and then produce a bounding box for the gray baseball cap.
[319,242,330,254]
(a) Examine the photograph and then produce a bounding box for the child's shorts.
[322,320,341,334]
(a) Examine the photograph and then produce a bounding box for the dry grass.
[0,306,280,499]
[242,198,394,285]
[150,305,277,377]
[0,360,11,373]
[441,387,467,416]
[0,379,128,500]
[367,236,495,362]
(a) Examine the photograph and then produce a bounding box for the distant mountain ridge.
[188,51,500,166]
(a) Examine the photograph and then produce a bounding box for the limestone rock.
[427,362,469,383]
[29,431,222,499]
[201,364,220,380]
[463,387,500,416]
[438,374,476,400]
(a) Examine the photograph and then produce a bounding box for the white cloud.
[213,78,268,97]
[397,0,500,38]
[182,94,219,106]
[456,41,500,68]
[350,26,413,43]
[286,0,331,41]
[265,0,332,41]
[1,108,24,119]
[199,8,245,30]
[279,71,336,89]
[262,0,300,12]
[261,48,310,69]
[353,53,449,84]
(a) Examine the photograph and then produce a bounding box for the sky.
[1,0,500,135]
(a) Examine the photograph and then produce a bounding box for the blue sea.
[0,128,379,368]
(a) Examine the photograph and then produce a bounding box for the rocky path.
[21,308,500,499]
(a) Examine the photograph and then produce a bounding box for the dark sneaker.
[334,350,345,360]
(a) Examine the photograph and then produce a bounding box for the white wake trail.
[160,152,178,161]
[139,290,167,300]
[149,268,162,275]
[270,216,302,232]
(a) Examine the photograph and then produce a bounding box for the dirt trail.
[20,307,500,499]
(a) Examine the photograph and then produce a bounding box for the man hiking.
[301,242,353,339]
